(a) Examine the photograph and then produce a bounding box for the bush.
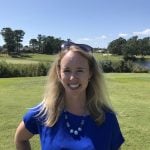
[99,60,149,73]
[123,55,137,61]
[100,60,114,73]
[0,60,149,78]
[0,61,50,78]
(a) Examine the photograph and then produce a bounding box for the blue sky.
[0,0,150,48]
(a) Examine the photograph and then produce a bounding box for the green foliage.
[1,28,16,52]
[0,61,50,77]
[123,55,137,61]
[0,53,149,78]
[1,27,25,53]
[107,36,150,57]
[0,59,149,78]
[29,35,62,54]
[99,60,149,73]
[100,60,114,72]
[107,37,127,55]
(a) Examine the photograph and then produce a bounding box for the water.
[136,61,150,70]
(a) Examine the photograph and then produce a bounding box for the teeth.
[69,84,80,88]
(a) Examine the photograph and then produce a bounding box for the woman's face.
[59,51,91,96]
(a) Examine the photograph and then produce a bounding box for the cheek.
[60,72,68,82]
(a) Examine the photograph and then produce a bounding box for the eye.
[63,69,70,72]
[77,69,84,72]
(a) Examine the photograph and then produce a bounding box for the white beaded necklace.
[64,111,85,136]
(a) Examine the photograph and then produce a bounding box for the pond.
[136,61,150,70]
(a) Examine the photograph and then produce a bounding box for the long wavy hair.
[39,45,114,126]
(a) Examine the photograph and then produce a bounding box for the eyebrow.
[62,67,87,70]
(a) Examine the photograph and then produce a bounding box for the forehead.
[60,51,89,68]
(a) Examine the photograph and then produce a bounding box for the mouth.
[68,83,80,90]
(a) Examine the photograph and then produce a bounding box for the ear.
[56,67,61,81]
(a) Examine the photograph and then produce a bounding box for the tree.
[37,34,42,53]
[1,27,15,53]
[140,37,150,55]
[14,30,25,53]
[124,36,138,56]
[29,39,38,52]
[1,28,25,54]
[107,37,126,55]
[37,34,47,53]
[42,36,62,54]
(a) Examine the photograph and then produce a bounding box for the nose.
[70,72,77,80]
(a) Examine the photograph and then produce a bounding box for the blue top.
[23,106,124,150]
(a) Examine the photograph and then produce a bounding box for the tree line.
[107,36,150,57]
[0,27,63,54]
[0,27,150,57]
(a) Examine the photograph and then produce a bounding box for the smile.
[68,84,80,89]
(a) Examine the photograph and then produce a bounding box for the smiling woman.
[14,40,124,150]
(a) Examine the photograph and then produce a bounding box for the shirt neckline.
[63,110,90,119]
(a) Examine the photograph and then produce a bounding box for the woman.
[14,40,124,150]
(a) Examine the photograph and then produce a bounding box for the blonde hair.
[39,45,114,126]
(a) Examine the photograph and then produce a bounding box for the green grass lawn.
[0,53,121,64]
[0,53,56,64]
[0,73,150,149]
[0,53,150,64]
[94,53,123,62]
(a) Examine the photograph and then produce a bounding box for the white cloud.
[101,35,107,39]
[77,38,92,42]
[76,35,108,47]
[118,33,128,37]
[133,28,150,36]
[96,35,107,39]
[78,35,107,42]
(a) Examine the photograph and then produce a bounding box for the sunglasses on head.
[61,39,93,53]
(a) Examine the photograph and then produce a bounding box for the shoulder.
[23,104,42,120]
[102,110,121,130]
[23,104,43,134]
[101,106,117,122]
[105,111,118,122]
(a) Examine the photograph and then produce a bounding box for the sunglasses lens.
[61,41,73,50]
[61,41,93,53]
[77,44,93,52]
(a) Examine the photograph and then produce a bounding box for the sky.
[0,0,150,48]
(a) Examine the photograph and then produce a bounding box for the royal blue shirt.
[23,106,124,150]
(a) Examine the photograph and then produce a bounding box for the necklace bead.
[70,129,74,133]
[66,122,70,127]
[74,130,78,135]
[78,127,82,131]
[64,111,85,136]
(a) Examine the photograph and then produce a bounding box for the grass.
[0,73,150,149]
[0,53,56,64]
[105,73,150,149]
[0,53,120,64]
[0,53,150,64]
[94,53,123,62]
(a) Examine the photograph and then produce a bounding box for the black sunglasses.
[61,39,93,53]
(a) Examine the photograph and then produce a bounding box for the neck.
[64,94,88,116]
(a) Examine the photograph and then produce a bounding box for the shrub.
[100,60,114,73]
[99,60,149,73]
[123,55,137,61]
[0,61,50,78]
[0,60,149,78]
